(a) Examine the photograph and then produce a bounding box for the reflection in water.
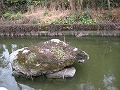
[2,44,9,62]
[11,44,17,52]
[77,82,95,90]
[18,84,34,90]
[103,73,118,90]
[0,44,19,90]
[0,45,10,68]
[0,68,19,90]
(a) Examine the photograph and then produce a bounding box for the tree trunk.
[0,0,4,17]
[107,0,111,10]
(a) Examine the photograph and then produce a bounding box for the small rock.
[46,67,76,79]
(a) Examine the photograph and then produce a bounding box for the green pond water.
[0,36,120,90]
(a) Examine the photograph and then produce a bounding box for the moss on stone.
[52,47,65,59]
[11,39,86,76]
[27,52,36,61]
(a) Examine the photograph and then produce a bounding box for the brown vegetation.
[111,8,120,23]
[0,7,120,25]
[0,0,120,27]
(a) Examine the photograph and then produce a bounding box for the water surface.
[0,36,120,90]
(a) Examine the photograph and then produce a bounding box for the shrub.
[3,12,22,20]
[3,12,12,18]
[51,12,97,25]
[78,12,97,24]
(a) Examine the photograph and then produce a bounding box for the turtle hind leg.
[45,67,76,79]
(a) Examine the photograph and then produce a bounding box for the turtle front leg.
[45,67,76,79]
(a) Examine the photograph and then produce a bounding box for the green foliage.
[32,1,41,6]
[26,0,32,3]
[78,12,97,24]
[2,0,120,12]
[3,12,22,20]
[12,12,22,19]
[2,12,12,18]
[51,12,96,25]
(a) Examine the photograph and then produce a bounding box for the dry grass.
[90,9,107,23]
[90,8,120,23]
[23,7,70,24]
[0,6,71,25]
[111,8,120,22]
[0,6,119,25]
[112,8,120,17]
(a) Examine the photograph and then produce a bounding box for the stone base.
[46,67,76,79]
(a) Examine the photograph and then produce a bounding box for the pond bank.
[0,23,120,37]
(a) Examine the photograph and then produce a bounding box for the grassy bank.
[0,7,120,25]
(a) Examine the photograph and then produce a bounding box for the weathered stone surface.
[46,67,76,78]
[9,39,89,78]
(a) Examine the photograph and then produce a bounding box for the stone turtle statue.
[9,39,89,78]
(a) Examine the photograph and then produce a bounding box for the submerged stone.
[46,67,76,78]
[9,39,89,78]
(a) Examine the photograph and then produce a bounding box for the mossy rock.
[10,39,89,78]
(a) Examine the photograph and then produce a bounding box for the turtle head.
[75,50,89,63]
